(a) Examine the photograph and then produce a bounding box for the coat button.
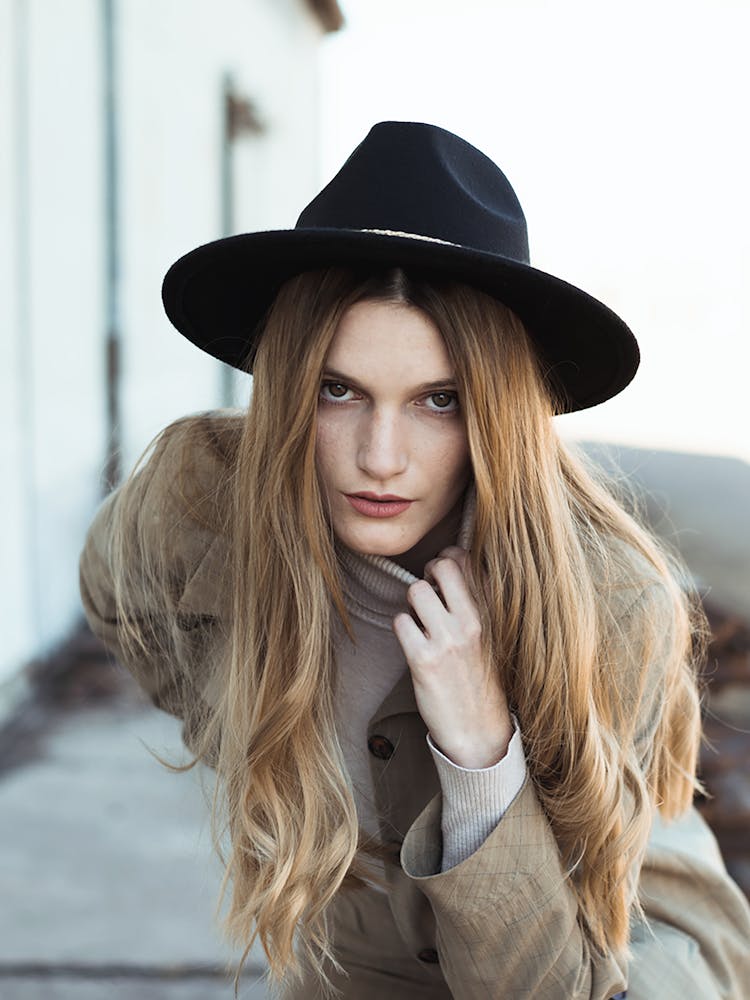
[368,734,394,759]
[417,947,439,963]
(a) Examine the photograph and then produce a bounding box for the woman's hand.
[392,545,513,769]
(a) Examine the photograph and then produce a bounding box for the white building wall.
[118,0,323,457]
[0,0,326,696]
[0,0,105,695]
[0,0,34,690]
[27,0,107,664]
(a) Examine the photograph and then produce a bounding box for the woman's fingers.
[393,545,512,767]
[407,559,480,648]
[424,549,476,619]
[424,545,469,577]
[392,607,430,658]
[405,578,449,635]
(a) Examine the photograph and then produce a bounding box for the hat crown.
[296,121,530,263]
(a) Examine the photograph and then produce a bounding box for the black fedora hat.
[162,121,639,413]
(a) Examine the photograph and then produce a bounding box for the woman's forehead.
[325,299,454,380]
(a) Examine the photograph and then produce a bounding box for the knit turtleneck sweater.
[331,479,526,891]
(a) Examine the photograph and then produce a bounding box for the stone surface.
[0,664,276,999]
[0,976,270,1000]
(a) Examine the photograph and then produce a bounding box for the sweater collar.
[334,479,477,627]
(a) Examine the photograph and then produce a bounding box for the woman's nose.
[356,413,409,481]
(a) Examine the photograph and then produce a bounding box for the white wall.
[0,0,326,693]
[1,0,105,694]
[0,0,34,688]
[118,0,324,457]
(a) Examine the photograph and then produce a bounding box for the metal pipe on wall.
[220,73,264,407]
[102,0,121,494]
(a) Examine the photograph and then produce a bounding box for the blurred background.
[1,0,748,997]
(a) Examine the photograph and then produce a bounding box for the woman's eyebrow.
[322,368,458,394]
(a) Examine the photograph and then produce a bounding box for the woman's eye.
[320,382,459,413]
[424,392,459,414]
[320,382,354,402]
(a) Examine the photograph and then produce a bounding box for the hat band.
[359,228,461,248]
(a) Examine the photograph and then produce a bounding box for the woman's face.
[315,298,472,564]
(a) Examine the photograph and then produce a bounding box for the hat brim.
[161,228,639,414]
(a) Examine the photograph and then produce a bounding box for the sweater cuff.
[426,717,527,872]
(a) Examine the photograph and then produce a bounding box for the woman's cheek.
[420,418,470,475]
[315,412,347,469]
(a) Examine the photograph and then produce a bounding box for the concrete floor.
[0,696,274,999]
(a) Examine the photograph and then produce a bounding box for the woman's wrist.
[432,713,516,769]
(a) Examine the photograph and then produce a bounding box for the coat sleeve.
[398,579,750,999]
[78,414,231,763]
[400,776,628,998]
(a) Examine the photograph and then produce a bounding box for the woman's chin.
[335,522,417,558]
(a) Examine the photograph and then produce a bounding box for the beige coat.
[79,413,750,999]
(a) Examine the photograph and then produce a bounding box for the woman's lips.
[345,494,414,518]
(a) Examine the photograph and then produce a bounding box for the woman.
[79,122,750,999]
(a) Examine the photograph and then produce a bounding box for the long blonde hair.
[109,266,706,998]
